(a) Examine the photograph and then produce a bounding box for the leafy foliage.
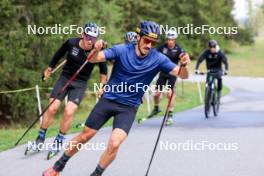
[0,0,254,124]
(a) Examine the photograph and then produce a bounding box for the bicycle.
[197,70,223,118]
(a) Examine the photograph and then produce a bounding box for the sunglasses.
[83,34,97,43]
[141,37,157,46]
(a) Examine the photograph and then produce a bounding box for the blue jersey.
[103,43,176,107]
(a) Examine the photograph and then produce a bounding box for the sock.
[91,164,105,176]
[38,128,47,140]
[154,105,159,110]
[55,131,66,143]
[53,153,71,172]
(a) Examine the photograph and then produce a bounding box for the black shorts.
[156,72,177,91]
[85,98,138,135]
[50,75,87,106]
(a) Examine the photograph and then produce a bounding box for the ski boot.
[165,111,174,126]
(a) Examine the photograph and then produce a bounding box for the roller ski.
[75,122,85,128]
[25,130,45,156]
[138,106,161,124]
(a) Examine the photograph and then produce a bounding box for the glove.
[224,70,228,75]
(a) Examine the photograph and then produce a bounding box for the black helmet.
[83,22,99,38]
[208,40,218,48]
[136,20,160,40]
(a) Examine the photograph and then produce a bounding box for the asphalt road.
[0,76,264,176]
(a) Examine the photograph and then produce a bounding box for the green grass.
[226,37,264,77]
[188,37,264,77]
[0,82,229,152]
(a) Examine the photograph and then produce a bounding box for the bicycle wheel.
[204,86,212,118]
[213,91,220,116]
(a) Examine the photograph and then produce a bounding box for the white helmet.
[83,22,99,38]
[166,29,177,39]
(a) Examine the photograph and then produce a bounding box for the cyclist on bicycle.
[195,40,229,98]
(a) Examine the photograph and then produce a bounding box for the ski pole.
[14,49,98,146]
[145,65,183,176]
[42,59,67,81]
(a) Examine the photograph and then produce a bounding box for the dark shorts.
[85,98,138,135]
[50,75,87,106]
[156,72,177,91]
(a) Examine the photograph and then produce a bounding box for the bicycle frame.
[205,71,220,118]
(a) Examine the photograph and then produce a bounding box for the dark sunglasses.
[84,34,97,43]
[141,37,157,46]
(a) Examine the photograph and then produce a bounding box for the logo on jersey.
[209,54,218,59]
[72,47,79,56]
[74,98,80,104]
[162,48,168,54]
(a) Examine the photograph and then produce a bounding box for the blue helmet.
[208,40,218,48]
[83,22,99,38]
[124,31,137,43]
[136,20,160,40]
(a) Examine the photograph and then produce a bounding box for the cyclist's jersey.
[49,38,107,81]
[195,49,228,71]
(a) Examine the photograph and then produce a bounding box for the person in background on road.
[32,22,108,158]
[147,29,188,126]
[195,39,229,98]
[43,20,190,176]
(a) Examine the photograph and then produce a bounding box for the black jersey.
[49,38,107,81]
[195,49,228,71]
[157,43,184,65]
